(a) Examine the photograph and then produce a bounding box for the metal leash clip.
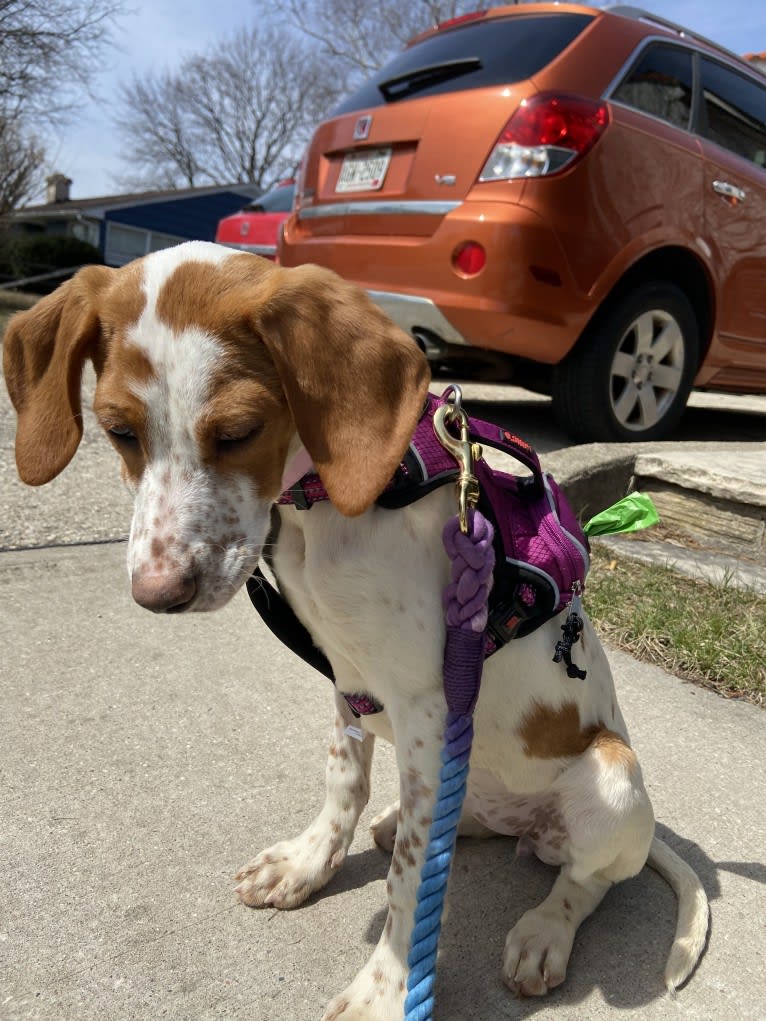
[433,386,482,534]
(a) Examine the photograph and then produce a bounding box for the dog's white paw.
[502,906,575,997]
[321,960,406,1021]
[234,827,347,909]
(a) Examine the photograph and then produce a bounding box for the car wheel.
[553,282,699,443]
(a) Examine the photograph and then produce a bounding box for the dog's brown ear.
[3,265,113,485]
[256,264,430,516]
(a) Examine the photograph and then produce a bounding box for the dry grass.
[586,544,766,706]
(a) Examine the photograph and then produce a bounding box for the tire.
[553,281,700,443]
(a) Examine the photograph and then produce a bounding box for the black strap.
[246,566,335,682]
[467,419,545,498]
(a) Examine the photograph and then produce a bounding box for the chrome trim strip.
[298,200,460,220]
[218,241,277,257]
[367,290,469,347]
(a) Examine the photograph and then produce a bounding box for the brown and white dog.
[3,242,708,1019]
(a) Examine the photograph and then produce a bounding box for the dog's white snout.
[131,569,197,613]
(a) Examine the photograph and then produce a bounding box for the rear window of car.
[244,184,295,213]
[331,13,594,115]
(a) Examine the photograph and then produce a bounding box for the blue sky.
[50,0,766,200]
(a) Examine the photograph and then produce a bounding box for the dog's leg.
[502,731,655,997]
[370,800,495,852]
[322,690,448,1021]
[503,866,612,996]
[235,690,374,909]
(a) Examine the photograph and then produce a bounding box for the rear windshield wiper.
[378,57,482,101]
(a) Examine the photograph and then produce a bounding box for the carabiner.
[433,400,481,534]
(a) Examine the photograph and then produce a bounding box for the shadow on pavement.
[323,823,728,1019]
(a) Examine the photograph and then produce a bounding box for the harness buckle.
[433,389,482,534]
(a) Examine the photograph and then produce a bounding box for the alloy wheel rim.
[609,308,685,431]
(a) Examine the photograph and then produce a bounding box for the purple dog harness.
[247,390,590,717]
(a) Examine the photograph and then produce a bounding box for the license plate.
[336,148,392,193]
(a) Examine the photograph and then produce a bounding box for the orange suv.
[280,4,766,442]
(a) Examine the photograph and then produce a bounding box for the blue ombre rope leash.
[404,393,495,1021]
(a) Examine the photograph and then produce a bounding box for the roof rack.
[606,5,752,70]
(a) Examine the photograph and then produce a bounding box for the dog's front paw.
[321,959,407,1021]
[234,824,348,910]
[502,906,575,996]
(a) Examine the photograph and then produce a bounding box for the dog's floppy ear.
[256,264,430,516]
[3,264,113,485]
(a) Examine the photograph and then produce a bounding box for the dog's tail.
[647,835,709,991]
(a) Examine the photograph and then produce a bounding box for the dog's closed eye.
[107,424,138,443]
[215,422,263,455]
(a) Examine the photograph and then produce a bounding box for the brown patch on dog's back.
[518,700,601,759]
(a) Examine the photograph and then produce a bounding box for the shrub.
[0,234,102,291]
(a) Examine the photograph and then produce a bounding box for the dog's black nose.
[131,570,197,613]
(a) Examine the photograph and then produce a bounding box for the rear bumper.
[216,240,277,259]
[368,290,469,347]
[280,198,595,363]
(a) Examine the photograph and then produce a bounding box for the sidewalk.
[2,540,765,1021]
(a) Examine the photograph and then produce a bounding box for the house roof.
[8,181,262,221]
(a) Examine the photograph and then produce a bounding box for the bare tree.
[0,119,45,214]
[270,0,490,80]
[0,0,123,212]
[115,24,335,191]
[0,0,123,122]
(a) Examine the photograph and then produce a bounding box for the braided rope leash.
[404,508,495,1021]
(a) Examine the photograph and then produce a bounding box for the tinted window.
[332,13,593,115]
[700,58,766,169]
[612,43,693,130]
[246,184,295,213]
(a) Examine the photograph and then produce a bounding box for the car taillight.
[479,93,609,181]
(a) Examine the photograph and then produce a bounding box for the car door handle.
[712,179,746,203]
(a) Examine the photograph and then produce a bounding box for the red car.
[215,179,295,261]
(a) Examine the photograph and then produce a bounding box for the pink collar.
[281,447,314,493]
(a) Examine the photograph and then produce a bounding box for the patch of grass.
[585,544,766,706]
